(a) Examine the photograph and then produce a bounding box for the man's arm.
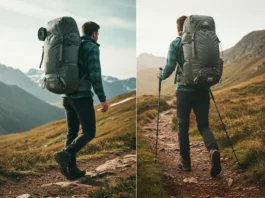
[87,47,106,103]
[160,39,180,80]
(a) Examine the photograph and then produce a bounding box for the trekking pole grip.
[159,67,163,93]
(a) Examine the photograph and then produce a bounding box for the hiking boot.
[209,149,222,177]
[68,166,86,180]
[177,158,192,172]
[54,151,71,178]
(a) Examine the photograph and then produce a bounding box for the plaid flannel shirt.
[62,35,106,102]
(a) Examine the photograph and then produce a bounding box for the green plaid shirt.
[160,37,196,91]
[62,35,106,102]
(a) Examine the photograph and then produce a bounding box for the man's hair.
[82,21,100,36]
[176,16,187,32]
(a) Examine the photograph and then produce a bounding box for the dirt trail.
[141,105,264,198]
[0,150,136,198]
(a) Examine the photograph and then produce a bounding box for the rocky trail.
[0,150,136,198]
[141,105,264,198]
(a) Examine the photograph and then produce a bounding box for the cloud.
[0,0,135,30]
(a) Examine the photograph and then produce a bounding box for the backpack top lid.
[47,16,79,37]
[183,15,216,33]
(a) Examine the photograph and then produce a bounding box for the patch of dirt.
[0,150,136,198]
[141,107,265,198]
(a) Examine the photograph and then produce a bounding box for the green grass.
[88,175,136,198]
[137,95,172,198]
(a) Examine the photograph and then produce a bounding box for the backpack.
[38,16,89,94]
[176,15,223,88]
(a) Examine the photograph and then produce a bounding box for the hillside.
[137,53,166,71]
[137,30,265,95]
[0,64,61,103]
[137,67,175,96]
[0,81,64,134]
[0,91,136,197]
[216,30,265,89]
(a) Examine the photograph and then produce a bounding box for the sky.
[0,0,136,79]
[137,0,265,57]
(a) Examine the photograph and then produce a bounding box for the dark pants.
[176,90,218,161]
[63,97,96,167]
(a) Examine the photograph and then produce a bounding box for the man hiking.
[157,15,222,177]
[54,21,108,180]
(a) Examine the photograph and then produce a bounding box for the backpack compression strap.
[39,46,44,68]
[174,36,187,85]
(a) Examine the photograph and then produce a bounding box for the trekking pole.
[155,67,163,163]
[209,89,243,168]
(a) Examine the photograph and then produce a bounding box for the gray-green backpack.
[176,15,223,88]
[38,16,89,94]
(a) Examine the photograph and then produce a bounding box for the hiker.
[156,15,222,177]
[54,21,108,179]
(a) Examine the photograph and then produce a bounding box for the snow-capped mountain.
[25,68,136,104]
[26,68,45,87]
[26,68,136,92]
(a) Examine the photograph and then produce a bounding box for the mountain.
[0,65,61,103]
[137,30,265,95]
[137,53,166,71]
[217,30,265,89]
[0,81,64,134]
[26,68,136,104]
[223,30,265,64]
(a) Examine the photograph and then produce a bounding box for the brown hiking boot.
[177,158,192,172]
[54,151,71,178]
[209,149,222,177]
[68,166,86,180]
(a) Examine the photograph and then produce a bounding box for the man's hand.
[101,101,109,113]
[157,68,162,79]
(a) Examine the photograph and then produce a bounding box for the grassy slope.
[137,95,173,198]
[215,56,265,90]
[211,74,265,182]
[0,91,136,178]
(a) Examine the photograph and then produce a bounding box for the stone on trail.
[41,182,77,188]
[227,178,233,187]
[159,148,166,152]
[98,171,116,178]
[55,182,78,187]
[142,127,153,132]
[164,110,173,115]
[16,194,32,198]
[41,183,53,187]
[96,155,136,172]
[183,178,189,183]
[189,177,198,184]
[183,177,198,184]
